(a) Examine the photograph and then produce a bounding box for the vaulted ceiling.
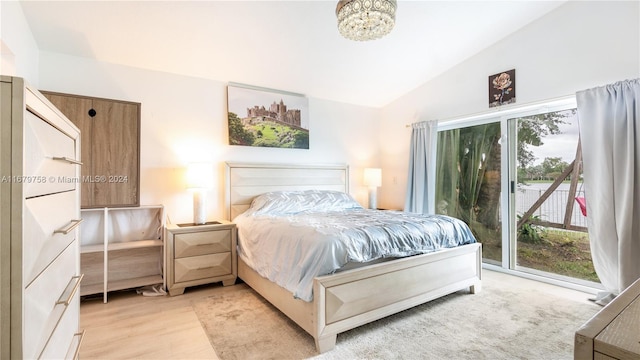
[19,1,565,107]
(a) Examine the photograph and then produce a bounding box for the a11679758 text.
[1,175,128,184]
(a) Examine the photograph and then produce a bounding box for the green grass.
[246,121,308,148]
[470,223,599,283]
[516,229,599,282]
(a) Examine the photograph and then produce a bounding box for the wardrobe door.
[91,98,139,207]
[42,93,94,206]
[42,92,140,208]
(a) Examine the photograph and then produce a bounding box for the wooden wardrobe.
[41,91,140,208]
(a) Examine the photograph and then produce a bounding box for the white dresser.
[1,76,83,359]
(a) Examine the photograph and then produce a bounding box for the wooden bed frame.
[225,162,482,353]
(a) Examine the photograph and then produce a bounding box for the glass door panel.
[509,109,599,283]
[435,122,502,264]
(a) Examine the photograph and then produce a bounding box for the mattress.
[234,190,477,301]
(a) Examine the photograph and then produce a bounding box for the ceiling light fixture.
[336,0,397,41]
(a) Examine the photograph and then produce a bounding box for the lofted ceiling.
[19,0,565,108]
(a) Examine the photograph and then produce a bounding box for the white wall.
[6,1,639,216]
[38,52,380,222]
[0,1,39,83]
[379,0,640,210]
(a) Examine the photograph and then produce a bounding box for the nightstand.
[165,220,237,296]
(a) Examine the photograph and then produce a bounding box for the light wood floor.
[79,270,595,359]
[79,284,221,359]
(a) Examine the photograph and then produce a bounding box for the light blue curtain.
[404,120,438,213]
[576,78,640,305]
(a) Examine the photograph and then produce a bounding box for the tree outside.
[228,112,255,146]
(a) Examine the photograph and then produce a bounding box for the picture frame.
[227,83,309,149]
[489,69,515,108]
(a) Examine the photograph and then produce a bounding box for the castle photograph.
[227,85,309,149]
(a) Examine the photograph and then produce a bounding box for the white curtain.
[405,120,438,214]
[576,78,640,304]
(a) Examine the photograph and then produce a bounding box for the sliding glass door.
[435,98,600,287]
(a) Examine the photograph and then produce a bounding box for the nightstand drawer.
[174,253,232,283]
[174,230,231,258]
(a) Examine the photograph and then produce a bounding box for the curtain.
[576,78,640,305]
[405,120,438,213]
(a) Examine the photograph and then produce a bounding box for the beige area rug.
[193,275,599,360]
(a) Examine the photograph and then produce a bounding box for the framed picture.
[489,69,515,108]
[227,84,309,149]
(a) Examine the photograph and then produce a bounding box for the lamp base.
[368,187,378,209]
[193,189,207,225]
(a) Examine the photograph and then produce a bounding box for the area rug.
[192,275,599,360]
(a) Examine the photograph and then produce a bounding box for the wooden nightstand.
[165,220,237,296]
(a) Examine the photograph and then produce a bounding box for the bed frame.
[225,162,482,353]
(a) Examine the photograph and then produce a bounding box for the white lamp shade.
[186,163,214,189]
[363,168,382,187]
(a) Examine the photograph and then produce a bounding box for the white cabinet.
[79,205,165,302]
[1,76,83,359]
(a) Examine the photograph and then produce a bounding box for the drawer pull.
[54,219,84,235]
[196,266,214,271]
[56,274,84,306]
[71,330,86,360]
[52,156,83,165]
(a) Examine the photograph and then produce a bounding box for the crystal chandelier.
[336,0,397,41]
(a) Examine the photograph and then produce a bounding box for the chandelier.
[336,0,397,41]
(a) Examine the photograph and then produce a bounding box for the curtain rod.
[405,120,437,128]
[405,94,576,128]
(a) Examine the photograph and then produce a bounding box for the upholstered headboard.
[225,162,349,221]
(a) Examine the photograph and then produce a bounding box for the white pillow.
[248,190,362,215]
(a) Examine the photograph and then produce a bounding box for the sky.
[526,111,580,166]
[227,85,310,129]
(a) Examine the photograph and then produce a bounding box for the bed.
[225,162,482,353]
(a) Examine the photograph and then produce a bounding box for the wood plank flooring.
[79,284,221,359]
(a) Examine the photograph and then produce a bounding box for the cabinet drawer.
[24,243,79,360]
[24,190,79,285]
[174,230,231,258]
[39,294,80,359]
[174,253,231,283]
[24,110,78,198]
